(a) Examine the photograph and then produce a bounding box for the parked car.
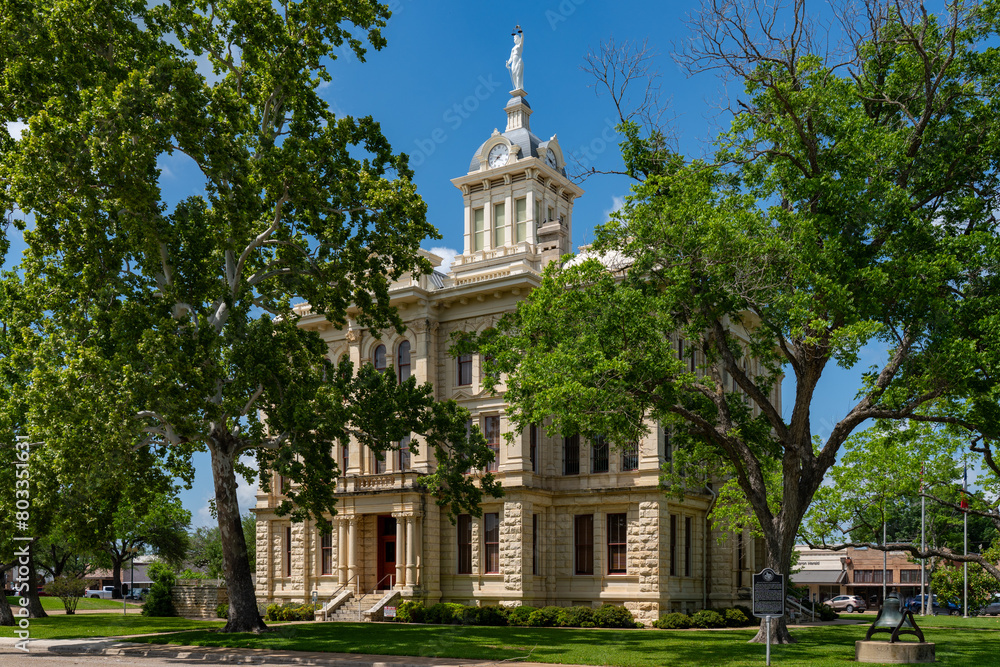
[83,585,119,599]
[124,587,149,601]
[904,594,960,616]
[827,595,867,613]
[974,595,1000,616]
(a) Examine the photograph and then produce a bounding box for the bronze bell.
[865,592,925,643]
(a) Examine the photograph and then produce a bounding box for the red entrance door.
[377,515,397,589]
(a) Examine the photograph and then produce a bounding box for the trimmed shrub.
[526,606,563,627]
[593,603,635,629]
[216,603,229,619]
[425,602,464,625]
[141,563,176,617]
[724,607,749,627]
[817,604,839,621]
[733,605,758,625]
[396,600,425,623]
[653,612,692,629]
[557,605,596,628]
[690,609,726,629]
[264,602,315,621]
[507,605,538,626]
[476,605,509,626]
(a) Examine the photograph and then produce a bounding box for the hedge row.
[651,603,838,629]
[652,606,757,629]
[394,601,639,628]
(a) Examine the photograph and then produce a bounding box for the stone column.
[338,519,348,585]
[394,513,406,588]
[347,516,358,588]
[405,516,417,589]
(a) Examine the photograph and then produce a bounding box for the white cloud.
[5,121,27,140]
[604,195,626,222]
[428,246,458,274]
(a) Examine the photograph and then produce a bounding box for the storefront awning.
[790,570,848,585]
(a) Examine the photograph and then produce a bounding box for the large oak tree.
[467,0,1000,643]
[1,0,499,633]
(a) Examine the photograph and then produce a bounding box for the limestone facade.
[254,84,773,625]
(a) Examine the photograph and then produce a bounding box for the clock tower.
[450,79,583,280]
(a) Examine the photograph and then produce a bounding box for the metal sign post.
[753,568,786,666]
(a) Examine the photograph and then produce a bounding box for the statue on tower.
[506,25,524,92]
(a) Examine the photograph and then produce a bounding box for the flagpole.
[963,462,968,618]
[921,463,926,616]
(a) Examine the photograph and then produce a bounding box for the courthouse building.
[254,66,773,623]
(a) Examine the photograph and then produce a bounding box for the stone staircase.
[324,592,388,623]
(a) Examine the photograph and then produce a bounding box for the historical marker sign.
[752,568,785,618]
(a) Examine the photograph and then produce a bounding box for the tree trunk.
[210,437,266,633]
[25,548,47,618]
[0,564,14,626]
[748,529,796,644]
[112,559,123,599]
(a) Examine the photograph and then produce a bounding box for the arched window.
[373,344,386,373]
[397,340,411,383]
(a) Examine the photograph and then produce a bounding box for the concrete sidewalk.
[0,636,559,667]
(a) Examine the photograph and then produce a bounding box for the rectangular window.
[457,354,472,386]
[484,512,500,573]
[399,435,411,471]
[473,208,484,251]
[285,526,292,577]
[493,202,506,247]
[373,451,386,474]
[607,513,627,574]
[484,416,500,472]
[321,530,333,575]
[669,515,677,576]
[574,514,594,575]
[622,442,639,471]
[515,197,527,242]
[684,516,692,576]
[278,475,288,494]
[563,435,580,475]
[900,569,921,583]
[457,514,472,574]
[341,443,349,474]
[547,205,554,222]
[534,199,540,226]
[529,424,539,472]
[532,514,539,575]
[591,436,609,473]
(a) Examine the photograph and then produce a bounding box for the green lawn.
[6,596,141,612]
[4,614,998,666]
[128,622,1000,667]
[0,613,223,639]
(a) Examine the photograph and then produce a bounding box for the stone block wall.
[172,581,227,619]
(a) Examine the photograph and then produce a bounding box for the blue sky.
[3,0,891,527]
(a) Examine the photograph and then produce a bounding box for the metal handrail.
[321,574,359,620]
[374,573,395,591]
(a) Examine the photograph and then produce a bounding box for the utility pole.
[921,463,926,616]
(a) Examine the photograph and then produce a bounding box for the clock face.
[488,144,510,168]
[545,148,557,169]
